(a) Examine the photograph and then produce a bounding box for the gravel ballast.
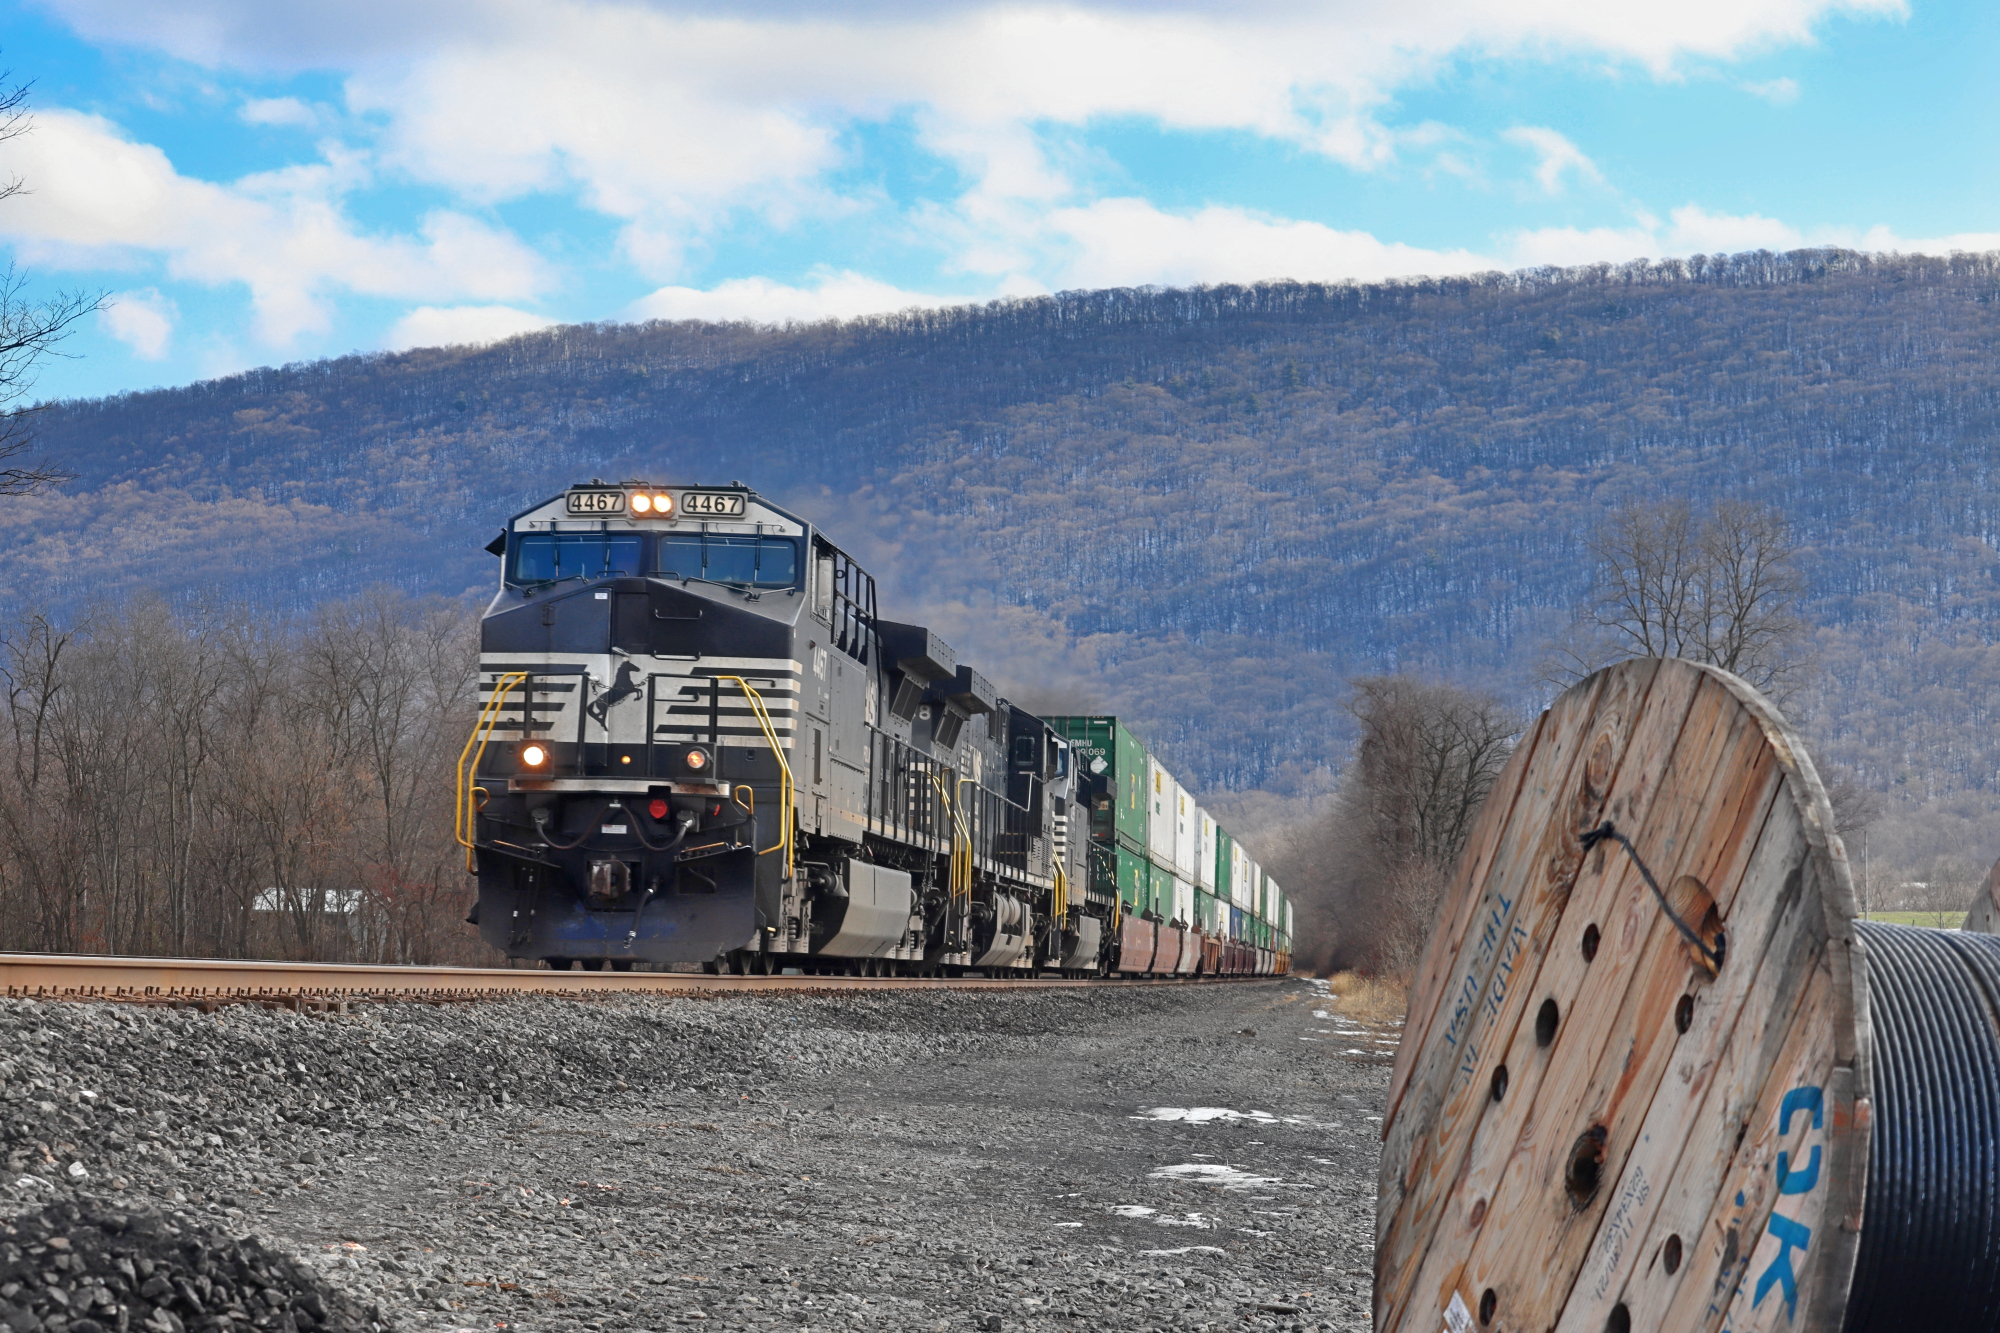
[1,1199,381,1333]
[1,979,1393,1331]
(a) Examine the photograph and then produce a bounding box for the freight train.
[457,481,1291,977]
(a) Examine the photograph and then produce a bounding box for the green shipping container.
[1112,845,1149,912]
[1048,716,1150,856]
[1148,862,1172,920]
[1214,830,1234,907]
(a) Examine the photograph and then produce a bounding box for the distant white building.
[253,887,363,914]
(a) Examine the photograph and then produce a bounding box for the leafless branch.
[0,75,105,494]
[1546,498,1811,703]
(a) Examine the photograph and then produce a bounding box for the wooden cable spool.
[1961,857,2000,934]
[1377,658,1871,1333]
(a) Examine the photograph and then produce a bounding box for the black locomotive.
[460,481,1104,974]
[459,480,1288,976]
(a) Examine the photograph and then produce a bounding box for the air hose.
[1844,922,2000,1331]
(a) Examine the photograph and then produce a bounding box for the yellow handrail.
[928,772,974,916]
[711,675,794,880]
[456,670,530,871]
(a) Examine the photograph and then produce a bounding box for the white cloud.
[100,287,177,358]
[1658,203,1801,252]
[238,96,318,128]
[1502,206,2000,271]
[38,0,1905,281]
[1045,198,1494,288]
[385,304,555,350]
[0,110,548,346]
[1743,76,1801,104]
[1502,126,1605,195]
[626,271,974,324]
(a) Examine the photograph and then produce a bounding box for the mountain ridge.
[19,248,2000,868]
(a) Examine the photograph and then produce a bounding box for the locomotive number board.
[566,489,626,515]
[681,491,747,517]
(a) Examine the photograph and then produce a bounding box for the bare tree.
[1549,498,1810,701]
[1345,677,1517,868]
[0,74,102,493]
[1909,855,1980,930]
[1273,677,1518,978]
[0,595,490,963]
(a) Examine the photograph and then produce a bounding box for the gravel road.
[2,977,1395,1332]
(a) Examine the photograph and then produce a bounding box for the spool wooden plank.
[1378,664,1647,1266]
[1377,658,1870,1333]
[1963,857,2000,934]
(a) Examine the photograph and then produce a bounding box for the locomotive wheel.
[546,957,574,971]
[759,952,776,976]
[732,951,753,976]
[579,958,605,971]
[701,958,721,975]
[610,959,635,972]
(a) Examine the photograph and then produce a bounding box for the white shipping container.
[1173,788,1197,879]
[1230,843,1249,908]
[1147,757,1177,866]
[1173,875,1194,928]
[1196,810,1217,890]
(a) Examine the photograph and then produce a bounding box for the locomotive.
[457,481,1290,976]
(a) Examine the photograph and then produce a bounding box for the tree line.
[1274,495,1905,976]
[0,593,484,963]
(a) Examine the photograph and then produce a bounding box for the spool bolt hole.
[1490,1064,1509,1102]
[1565,1125,1609,1210]
[1479,1288,1498,1325]
[1581,923,1601,962]
[1662,1233,1683,1275]
[1674,993,1695,1035]
[1606,1303,1631,1333]
[1536,997,1560,1048]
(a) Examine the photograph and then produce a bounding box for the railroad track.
[0,952,1244,1008]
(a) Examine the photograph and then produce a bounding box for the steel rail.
[0,952,1262,1004]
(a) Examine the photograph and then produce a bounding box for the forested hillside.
[20,248,2000,872]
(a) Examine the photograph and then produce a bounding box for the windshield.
[512,534,645,584]
[659,535,799,588]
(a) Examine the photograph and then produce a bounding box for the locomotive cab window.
[658,535,799,589]
[512,534,644,584]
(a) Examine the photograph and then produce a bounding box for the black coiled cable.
[1844,922,2000,1330]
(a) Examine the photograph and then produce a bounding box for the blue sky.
[6,0,1997,402]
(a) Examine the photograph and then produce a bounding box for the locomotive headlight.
[650,493,674,515]
[630,493,653,514]
[520,742,550,769]
[684,747,710,772]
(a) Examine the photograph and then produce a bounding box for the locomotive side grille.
[476,677,576,735]
[652,671,801,747]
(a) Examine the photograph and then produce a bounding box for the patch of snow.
[1135,1106,1279,1123]
[1142,1246,1228,1256]
[1111,1205,1157,1218]
[1149,1163,1310,1192]
[1155,1214,1215,1228]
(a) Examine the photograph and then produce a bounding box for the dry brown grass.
[1325,970,1410,1025]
